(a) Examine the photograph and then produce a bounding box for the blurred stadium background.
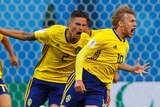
[0,0,159,107]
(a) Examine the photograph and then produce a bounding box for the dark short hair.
[70,10,88,20]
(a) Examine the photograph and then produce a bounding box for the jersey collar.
[112,28,125,42]
[65,28,69,42]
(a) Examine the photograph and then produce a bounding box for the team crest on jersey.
[75,46,82,54]
[88,40,97,48]
[65,94,71,103]
[27,98,32,106]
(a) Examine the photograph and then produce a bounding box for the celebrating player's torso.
[82,28,129,88]
[34,25,90,83]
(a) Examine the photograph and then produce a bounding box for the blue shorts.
[61,69,107,107]
[0,79,9,95]
[25,77,66,107]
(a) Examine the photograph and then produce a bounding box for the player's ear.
[118,20,124,27]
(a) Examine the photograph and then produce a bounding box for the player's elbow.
[113,77,119,83]
[113,72,119,83]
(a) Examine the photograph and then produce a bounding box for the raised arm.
[118,58,150,77]
[1,36,18,68]
[0,28,36,41]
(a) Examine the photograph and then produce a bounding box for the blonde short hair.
[111,4,135,29]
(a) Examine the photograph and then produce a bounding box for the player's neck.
[115,28,125,40]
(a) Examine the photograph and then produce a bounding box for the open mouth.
[131,28,136,33]
[77,32,82,35]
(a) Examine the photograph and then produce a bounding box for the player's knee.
[50,104,59,107]
[60,105,66,107]
[85,105,98,107]
[0,94,12,107]
[0,103,12,107]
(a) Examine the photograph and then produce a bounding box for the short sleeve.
[0,34,4,42]
[34,28,51,44]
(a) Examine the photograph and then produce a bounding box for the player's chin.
[128,33,133,38]
[125,35,132,38]
[128,35,133,38]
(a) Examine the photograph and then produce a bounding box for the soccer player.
[60,5,150,107]
[0,10,90,107]
[84,16,120,84]
[0,34,18,107]
[83,27,120,83]
[83,27,119,106]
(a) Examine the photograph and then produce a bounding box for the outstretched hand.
[134,58,150,77]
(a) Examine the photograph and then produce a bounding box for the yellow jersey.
[34,25,90,83]
[90,29,108,38]
[76,28,129,89]
[0,34,4,78]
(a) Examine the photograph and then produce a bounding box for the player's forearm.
[0,28,35,40]
[75,47,88,80]
[75,53,84,80]
[2,36,15,57]
[118,62,135,72]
